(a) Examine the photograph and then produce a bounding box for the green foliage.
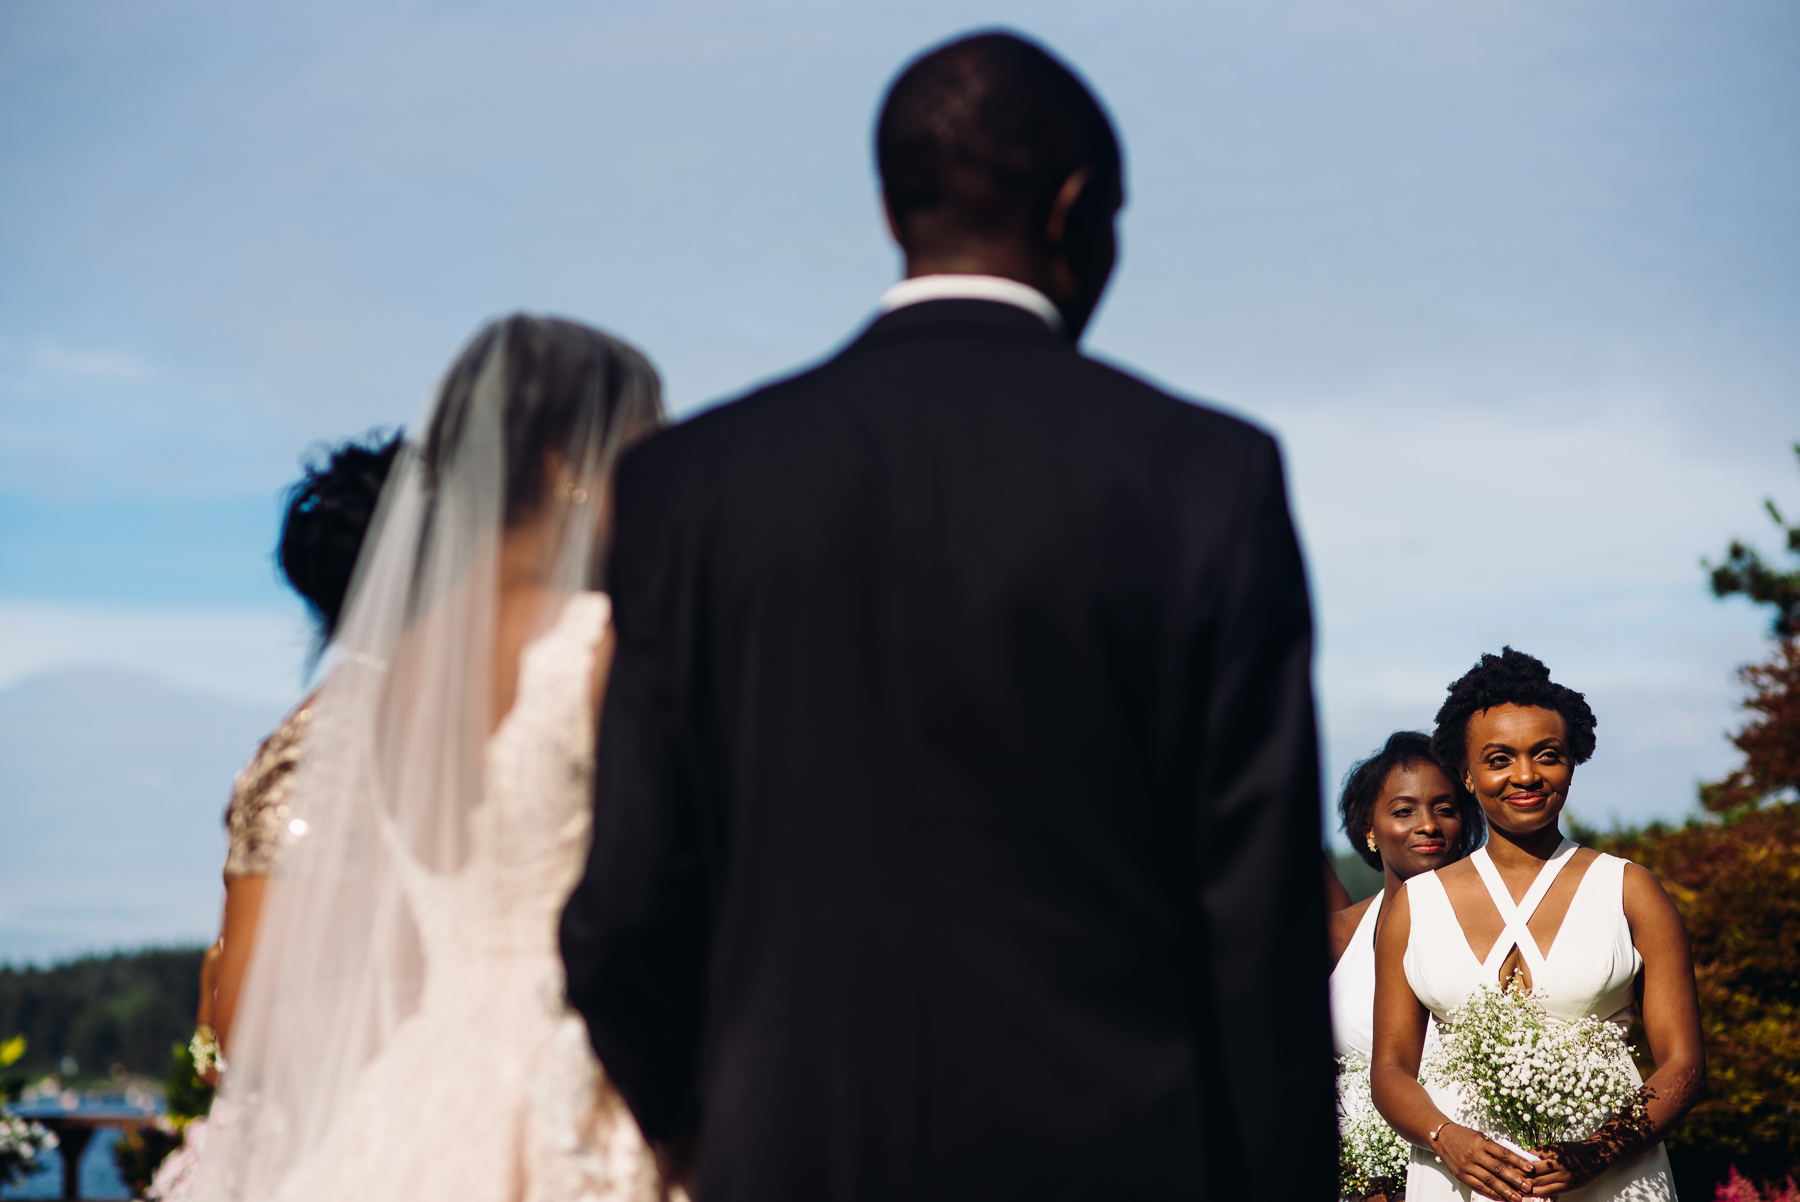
[1705,443,1800,638]
[112,1040,213,1194]
[112,1123,182,1197]
[1330,849,1384,903]
[1570,486,1800,1195]
[1699,638,1800,816]
[1587,803,1800,1195]
[164,1039,213,1123]
[0,946,205,1079]
[0,1035,24,1104]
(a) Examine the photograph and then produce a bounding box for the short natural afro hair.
[1431,647,1597,777]
[1339,731,1484,870]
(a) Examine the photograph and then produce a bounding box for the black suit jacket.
[561,299,1336,1201]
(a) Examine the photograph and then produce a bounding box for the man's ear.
[882,196,905,247]
[1044,167,1094,247]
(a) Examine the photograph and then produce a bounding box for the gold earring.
[1366,831,1379,853]
[554,472,589,505]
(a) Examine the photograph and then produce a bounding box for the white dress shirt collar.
[879,274,1065,336]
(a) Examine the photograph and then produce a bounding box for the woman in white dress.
[1331,730,1482,1201]
[191,315,669,1202]
[1371,648,1704,1202]
[1331,730,1483,1057]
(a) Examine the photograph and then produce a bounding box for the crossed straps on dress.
[1467,837,1580,982]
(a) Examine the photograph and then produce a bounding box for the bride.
[191,314,668,1202]
[1370,648,1704,1202]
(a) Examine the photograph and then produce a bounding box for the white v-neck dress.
[1331,892,1385,1060]
[1401,841,1675,1201]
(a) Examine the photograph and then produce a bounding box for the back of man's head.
[876,31,1122,258]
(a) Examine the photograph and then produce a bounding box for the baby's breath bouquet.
[1338,1053,1411,1198]
[0,1112,57,1188]
[1423,975,1640,1151]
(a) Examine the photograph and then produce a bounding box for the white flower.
[1423,979,1638,1148]
[1337,1054,1412,1195]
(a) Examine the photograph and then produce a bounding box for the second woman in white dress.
[1330,729,1483,1063]
[1330,730,1482,1202]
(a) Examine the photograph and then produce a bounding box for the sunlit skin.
[1369,704,1705,1201]
[1328,761,1467,968]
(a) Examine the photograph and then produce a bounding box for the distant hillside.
[0,945,205,1078]
[0,666,283,962]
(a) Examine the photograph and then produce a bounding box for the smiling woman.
[1330,730,1484,1049]
[1368,648,1704,1202]
[1329,730,1484,1202]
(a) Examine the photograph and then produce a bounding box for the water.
[0,1126,131,1199]
[4,1096,157,1200]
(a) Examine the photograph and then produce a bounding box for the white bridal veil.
[192,315,664,1201]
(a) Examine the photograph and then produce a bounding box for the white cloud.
[30,341,154,383]
[1249,393,1791,835]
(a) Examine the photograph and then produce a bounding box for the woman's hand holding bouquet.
[1425,974,1651,1199]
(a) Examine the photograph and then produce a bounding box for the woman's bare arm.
[213,873,267,1054]
[1526,864,1705,1194]
[195,938,224,1086]
[1626,864,1706,1134]
[1369,883,1536,1202]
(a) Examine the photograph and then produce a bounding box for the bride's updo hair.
[1338,731,1483,871]
[280,429,404,645]
[422,313,665,527]
[1431,647,1598,777]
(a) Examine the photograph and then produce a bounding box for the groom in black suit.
[562,30,1335,1201]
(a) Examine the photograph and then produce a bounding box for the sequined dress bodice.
[223,701,313,877]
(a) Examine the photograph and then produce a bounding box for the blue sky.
[2,0,1796,961]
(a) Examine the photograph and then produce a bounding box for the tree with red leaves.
[1588,448,1800,1198]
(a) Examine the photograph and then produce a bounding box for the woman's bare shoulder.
[1434,858,1476,885]
[1328,895,1378,966]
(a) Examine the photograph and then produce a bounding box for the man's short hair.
[876,31,1122,250]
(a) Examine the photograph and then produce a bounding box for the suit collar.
[879,274,1064,335]
[851,298,1070,350]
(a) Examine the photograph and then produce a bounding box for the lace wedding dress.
[272,593,660,1202]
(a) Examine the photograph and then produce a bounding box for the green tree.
[1705,442,1800,639]
[1699,444,1800,815]
[0,947,204,1080]
[1590,450,1800,1196]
